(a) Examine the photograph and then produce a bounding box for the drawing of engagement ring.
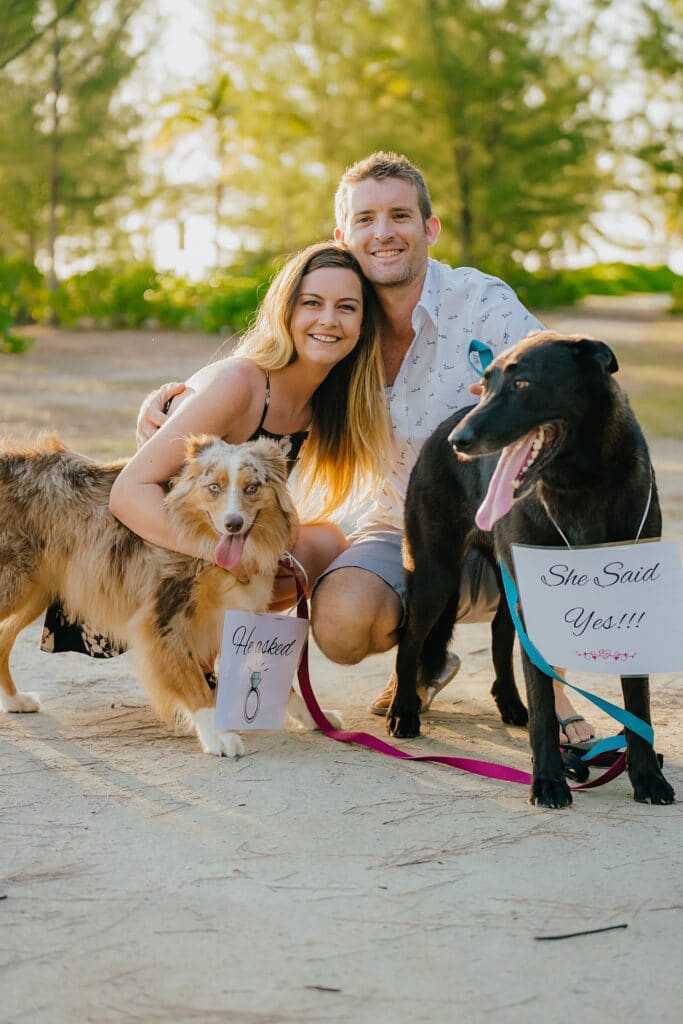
[244,670,262,722]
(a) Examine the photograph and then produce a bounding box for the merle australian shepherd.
[0,434,321,756]
[389,330,674,808]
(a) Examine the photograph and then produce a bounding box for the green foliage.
[0,254,44,352]
[46,263,267,332]
[51,265,159,327]
[671,277,683,315]
[194,275,264,334]
[507,263,682,308]
[2,256,680,339]
[0,0,142,280]
[567,264,680,297]
[503,268,583,309]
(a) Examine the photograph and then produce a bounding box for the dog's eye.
[244,483,260,495]
[207,482,222,495]
[514,379,531,390]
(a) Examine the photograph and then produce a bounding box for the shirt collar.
[411,259,438,331]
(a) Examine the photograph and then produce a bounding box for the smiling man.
[310,152,594,743]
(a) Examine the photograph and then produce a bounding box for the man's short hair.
[335,151,433,230]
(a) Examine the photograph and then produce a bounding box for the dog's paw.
[201,729,245,758]
[286,690,343,731]
[490,681,528,727]
[631,769,675,805]
[191,708,244,758]
[0,691,41,713]
[386,703,421,739]
[530,775,573,809]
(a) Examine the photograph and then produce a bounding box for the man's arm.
[136,381,187,446]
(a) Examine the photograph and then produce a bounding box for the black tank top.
[248,371,309,465]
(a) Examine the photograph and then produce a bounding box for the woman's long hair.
[233,242,391,520]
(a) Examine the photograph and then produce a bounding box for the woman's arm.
[110,362,258,557]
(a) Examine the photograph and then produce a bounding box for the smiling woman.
[41,242,393,662]
[107,241,391,602]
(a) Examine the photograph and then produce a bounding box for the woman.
[109,241,391,609]
[40,242,391,659]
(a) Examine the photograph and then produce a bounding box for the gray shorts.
[314,529,500,628]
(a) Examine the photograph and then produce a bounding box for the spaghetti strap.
[254,370,270,433]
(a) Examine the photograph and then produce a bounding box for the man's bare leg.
[311,567,402,664]
[270,523,349,612]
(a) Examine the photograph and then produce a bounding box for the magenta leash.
[280,559,626,792]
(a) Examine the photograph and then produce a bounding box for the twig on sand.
[535,923,628,941]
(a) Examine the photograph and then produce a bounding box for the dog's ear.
[248,436,289,480]
[574,338,619,375]
[185,434,218,461]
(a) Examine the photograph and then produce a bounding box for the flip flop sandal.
[560,748,591,783]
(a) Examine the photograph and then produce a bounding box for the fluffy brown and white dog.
[0,433,331,755]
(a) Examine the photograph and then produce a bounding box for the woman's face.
[289,267,364,371]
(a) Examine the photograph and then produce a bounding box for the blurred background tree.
[0,0,143,293]
[0,0,681,333]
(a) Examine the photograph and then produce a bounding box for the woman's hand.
[136,381,187,445]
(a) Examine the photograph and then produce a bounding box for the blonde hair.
[233,242,391,520]
[335,151,433,232]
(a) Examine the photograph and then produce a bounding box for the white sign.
[511,539,683,675]
[214,610,309,730]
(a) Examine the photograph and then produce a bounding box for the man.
[139,152,595,745]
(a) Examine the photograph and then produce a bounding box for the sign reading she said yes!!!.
[215,611,309,731]
[511,540,683,675]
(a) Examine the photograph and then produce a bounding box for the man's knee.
[311,569,401,664]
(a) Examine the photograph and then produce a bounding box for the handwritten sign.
[511,540,683,674]
[214,610,309,730]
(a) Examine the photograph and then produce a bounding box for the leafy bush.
[195,275,264,333]
[502,268,582,308]
[503,262,682,309]
[671,277,683,315]
[0,255,45,350]
[2,256,680,341]
[51,264,160,327]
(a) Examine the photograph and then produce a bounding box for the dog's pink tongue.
[214,533,245,570]
[475,432,536,532]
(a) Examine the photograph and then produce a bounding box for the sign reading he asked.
[511,540,683,675]
[214,611,309,731]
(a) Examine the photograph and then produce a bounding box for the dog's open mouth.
[475,423,563,531]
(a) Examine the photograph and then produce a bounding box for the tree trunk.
[47,20,62,313]
[454,141,474,266]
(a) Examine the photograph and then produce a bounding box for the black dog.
[389,330,674,808]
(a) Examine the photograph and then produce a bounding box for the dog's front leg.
[621,676,674,804]
[523,657,572,808]
[389,563,455,739]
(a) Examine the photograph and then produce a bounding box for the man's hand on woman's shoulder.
[136,381,187,446]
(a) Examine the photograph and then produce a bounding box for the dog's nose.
[224,514,244,534]
[448,424,475,452]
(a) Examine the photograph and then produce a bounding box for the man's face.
[335,177,440,289]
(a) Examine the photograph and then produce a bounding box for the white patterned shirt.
[355,259,543,534]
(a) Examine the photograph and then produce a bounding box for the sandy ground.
[1,304,682,1023]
